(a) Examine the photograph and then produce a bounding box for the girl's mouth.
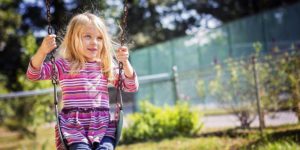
[88,48,97,51]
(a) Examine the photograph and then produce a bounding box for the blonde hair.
[59,12,115,80]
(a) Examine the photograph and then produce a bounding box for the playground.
[1,0,300,149]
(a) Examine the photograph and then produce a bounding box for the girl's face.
[80,23,103,62]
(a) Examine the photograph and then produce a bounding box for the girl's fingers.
[116,46,129,62]
[117,50,128,55]
[47,35,57,47]
[116,55,126,59]
[116,53,128,59]
[38,34,57,55]
[116,55,128,62]
[118,46,128,52]
[46,35,56,43]
[48,34,56,39]
[49,43,56,48]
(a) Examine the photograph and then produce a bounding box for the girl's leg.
[69,142,92,150]
[94,136,115,150]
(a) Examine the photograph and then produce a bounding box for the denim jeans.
[69,136,115,150]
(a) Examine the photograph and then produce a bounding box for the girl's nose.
[91,38,98,45]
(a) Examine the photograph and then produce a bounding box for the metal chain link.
[46,0,54,35]
[118,0,128,88]
[120,0,128,47]
[46,0,58,86]
[45,1,68,149]
[116,0,129,109]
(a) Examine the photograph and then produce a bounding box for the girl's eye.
[84,35,91,39]
[97,37,103,40]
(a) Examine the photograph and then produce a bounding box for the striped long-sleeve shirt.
[26,58,138,146]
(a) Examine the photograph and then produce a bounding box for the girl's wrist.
[123,60,130,67]
[37,48,48,57]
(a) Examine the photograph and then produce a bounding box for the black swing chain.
[120,0,128,47]
[46,0,58,86]
[116,0,129,109]
[45,1,68,149]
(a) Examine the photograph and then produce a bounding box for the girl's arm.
[122,60,134,78]
[115,46,139,92]
[27,34,57,81]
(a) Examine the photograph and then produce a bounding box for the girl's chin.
[85,57,100,62]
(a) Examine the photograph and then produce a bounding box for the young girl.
[26,12,138,150]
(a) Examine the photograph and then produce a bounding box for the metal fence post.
[172,66,180,103]
[252,56,265,135]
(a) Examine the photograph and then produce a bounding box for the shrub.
[122,101,202,144]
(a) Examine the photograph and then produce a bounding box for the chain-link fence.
[130,2,300,129]
[131,1,300,103]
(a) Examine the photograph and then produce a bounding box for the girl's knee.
[69,142,92,150]
[94,136,115,150]
[95,142,114,150]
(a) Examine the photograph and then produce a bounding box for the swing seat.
[55,122,68,150]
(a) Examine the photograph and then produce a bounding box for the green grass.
[0,125,56,150]
[0,124,299,150]
[117,136,248,150]
[255,141,299,150]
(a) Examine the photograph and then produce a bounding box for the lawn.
[0,124,299,150]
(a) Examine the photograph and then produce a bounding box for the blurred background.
[0,0,300,149]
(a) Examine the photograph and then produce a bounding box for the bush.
[0,94,54,137]
[122,101,202,144]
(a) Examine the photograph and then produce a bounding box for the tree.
[206,58,266,128]
[0,0,22,91]
[126,0,300,48]
[0,0,54,132]
[197,42,300,128]
[280,50,300,121]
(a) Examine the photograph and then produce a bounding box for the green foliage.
[0,94,54,136]
[0,1,53,137]
[252,42,263,54]
[197,42,300,128]
[250,141,300,150]
[122,101,202,144]
[0,74,8,94]
[0,1,21,42]
[21,32,38,58]
[258,49,300,116]
[1,30,53,133]
[19,32,53,91]
[196,80,206,100]
[206,58,260,128]
[0,30,53,136]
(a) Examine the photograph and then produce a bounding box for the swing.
[45,0,129,149]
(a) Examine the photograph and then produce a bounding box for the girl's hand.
[37,34,57,56]
[116,46,129,64]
